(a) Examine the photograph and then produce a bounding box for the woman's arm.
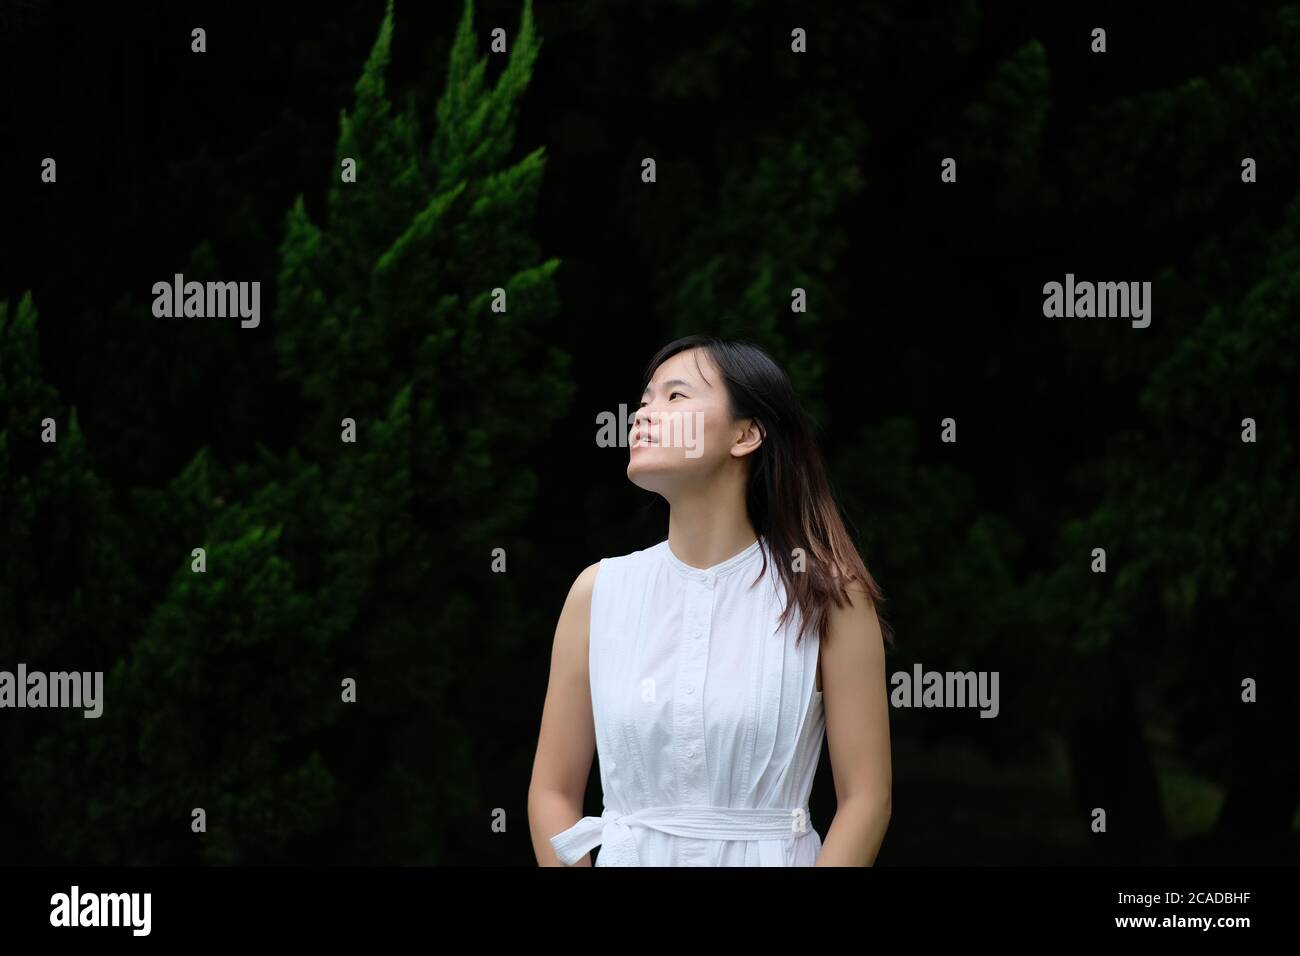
[814,582,893,866]
[527,562,601,866]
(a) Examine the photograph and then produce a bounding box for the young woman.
[528,335,893,866]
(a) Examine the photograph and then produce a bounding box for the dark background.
[0,0,1296,865]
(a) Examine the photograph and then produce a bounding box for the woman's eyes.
[638,392,686,406]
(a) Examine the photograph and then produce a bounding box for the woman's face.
[627,347,760,495]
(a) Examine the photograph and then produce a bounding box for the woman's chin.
[626,457,672,491]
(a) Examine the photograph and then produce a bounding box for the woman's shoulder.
[564,541,662,582]
[582,540,667,594]
[596,539,666,568]
[567,560,603,597]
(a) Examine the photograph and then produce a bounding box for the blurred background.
[0,0,1296,865]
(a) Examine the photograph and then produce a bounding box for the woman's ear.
[731,418,765,459]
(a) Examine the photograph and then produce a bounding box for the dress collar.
[663,537,763,581]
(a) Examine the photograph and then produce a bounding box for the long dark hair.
[640,334,894,651]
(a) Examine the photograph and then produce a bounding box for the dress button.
[686,750,695,758]
[685,686,693,695]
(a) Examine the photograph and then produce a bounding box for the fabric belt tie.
[550,805,814,866]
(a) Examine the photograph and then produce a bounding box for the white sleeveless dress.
[550,536,826,866]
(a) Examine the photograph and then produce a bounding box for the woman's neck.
[665,481,758,570]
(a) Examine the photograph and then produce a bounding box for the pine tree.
[270,0,572,861]
[0,292,138,861]
[17,0,569,864]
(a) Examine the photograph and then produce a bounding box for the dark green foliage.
[4,0,569,864]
